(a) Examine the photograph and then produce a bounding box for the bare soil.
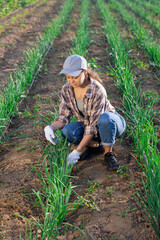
[0,1,158,240]
[0,0,64,90]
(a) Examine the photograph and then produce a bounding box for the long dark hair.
[85,67,103,83]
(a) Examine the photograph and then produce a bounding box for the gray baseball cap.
[59,54,87,77]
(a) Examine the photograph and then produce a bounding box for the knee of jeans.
[97,112,112,127]
[61,125,81,145]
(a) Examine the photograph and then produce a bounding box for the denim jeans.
[61,112,126,146]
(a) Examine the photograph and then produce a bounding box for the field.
[0,0,160,239]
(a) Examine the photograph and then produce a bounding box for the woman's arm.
[76,134,94,153]
[50,120,65,131]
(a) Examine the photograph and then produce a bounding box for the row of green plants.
[147,0,160,4]
[0,0,74,139]
[97,0,160,238]
[0,0,53,35]
[0,0,39,18]
[20,137,84,239]
[109,0,160,68]
[71,0,90,55]
[121,0,160,32]
[19,0,91,239]
[145,0,160,7]
[133,0,160,18]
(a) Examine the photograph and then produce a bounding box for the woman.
[44,54,126,170]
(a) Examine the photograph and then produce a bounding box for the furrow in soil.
[0,1,80,238]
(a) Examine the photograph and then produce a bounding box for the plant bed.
[0,1,159,239]
[0,0,64,91]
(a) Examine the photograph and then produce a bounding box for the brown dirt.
[0,1,158,240]
[0,0,64,90]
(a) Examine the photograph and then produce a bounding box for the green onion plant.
[109,0,160,68]
[71,0,90,56]
[97,0,160,238]
[138,0,160,16]
[19,137,84,239]
[0,0,40,18]
[120,0,160,33]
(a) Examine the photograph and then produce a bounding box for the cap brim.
[59,69,82,77]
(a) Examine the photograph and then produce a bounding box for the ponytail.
[86,67,103,83]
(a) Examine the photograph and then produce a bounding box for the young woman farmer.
[44,54,126,170]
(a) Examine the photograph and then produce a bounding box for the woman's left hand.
[67,150,81,166]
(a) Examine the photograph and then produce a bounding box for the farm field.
[0,0,159,239]
[0,0,64,90]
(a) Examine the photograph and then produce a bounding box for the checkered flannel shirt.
[55,78,115,136]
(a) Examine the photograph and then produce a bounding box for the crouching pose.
[44,54,126,170]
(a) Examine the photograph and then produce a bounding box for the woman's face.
[65,70,87,88]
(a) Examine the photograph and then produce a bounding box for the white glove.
[44,125,57,145]
[67,150,81,166]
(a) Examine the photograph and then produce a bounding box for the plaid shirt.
[55,78,115,135]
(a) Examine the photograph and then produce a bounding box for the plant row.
[71,0,90,56]
[97,0,160,238]
[0,0,39,18]
[109,0,160,68]
[20,139,79,240]
[120,0,160,33]
[147,0,160,4]
[0,0,74,139]
[145,0,160,8]
[133,0,160,18]
[20,0,91,239]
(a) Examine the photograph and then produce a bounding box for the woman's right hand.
[44,125,57,145]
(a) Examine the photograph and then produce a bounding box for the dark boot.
[104,152,120,170]
[79,145,105,161]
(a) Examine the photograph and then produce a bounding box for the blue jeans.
[61,112,126,146]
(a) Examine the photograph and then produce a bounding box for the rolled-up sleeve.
[55,86,73,124]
